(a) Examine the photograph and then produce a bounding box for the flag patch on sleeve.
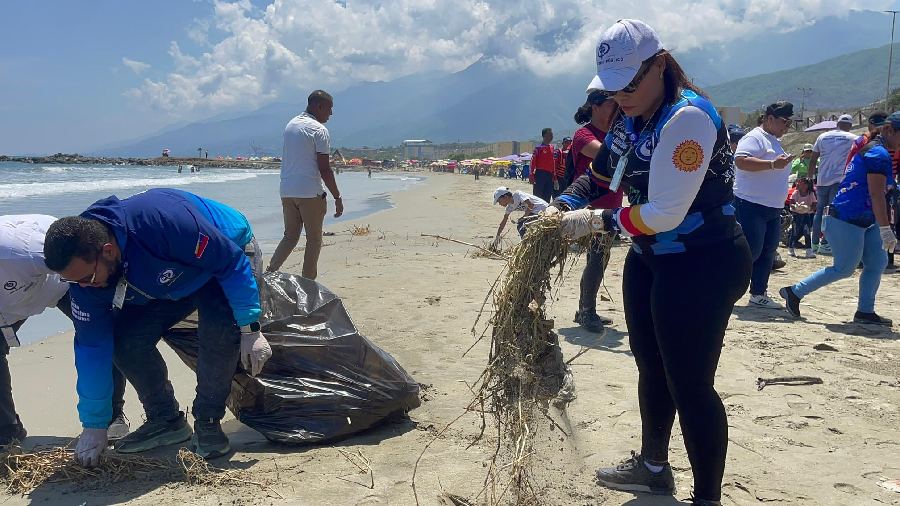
[195,233,210,259]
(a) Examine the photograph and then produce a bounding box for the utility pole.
[886,10,899,109]
[798,87,813,127]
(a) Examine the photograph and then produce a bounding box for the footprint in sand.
[784,393,811,411]
[833,482,865,495]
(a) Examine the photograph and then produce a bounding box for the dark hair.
[659,52,706,105]
[795,177,812,190]
[43,216,110,272]
[307,90,333,107]
[574,90,609,125]
[541,128,553,137]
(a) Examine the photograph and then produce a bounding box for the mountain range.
[97,10,900,157]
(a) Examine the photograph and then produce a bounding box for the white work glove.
[542,206,562,219]
[240,331,273,376]
[553,180,560,191]
[880,225,897,252]
[491,236,501,250]
[560,209,606,240]
[75,428,108,467]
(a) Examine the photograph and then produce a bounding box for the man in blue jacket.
[43,189,271,466]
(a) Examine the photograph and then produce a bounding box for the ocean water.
[0,161,423,343]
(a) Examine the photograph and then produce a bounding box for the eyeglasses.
[62,260,98,285]
[604,54,660,97]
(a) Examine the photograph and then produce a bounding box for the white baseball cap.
[837,114,853,124]
[493,186,511,204]
[586,19,664,92]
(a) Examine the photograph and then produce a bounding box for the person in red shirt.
[531,128,559,202]
[567,90,623,332]
[554,137,572,197]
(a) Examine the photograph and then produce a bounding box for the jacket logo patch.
[3,281,16,291]
[158,269,176,285]
[635,132,658,162]
[195,233,209,259]
[672,140,704,172]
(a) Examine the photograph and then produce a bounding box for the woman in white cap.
[548,19,750,505]
[491,187,548,248]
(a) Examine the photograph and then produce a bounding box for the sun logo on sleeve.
[672,140,704,172]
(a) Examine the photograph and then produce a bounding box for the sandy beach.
[4,172,900,505]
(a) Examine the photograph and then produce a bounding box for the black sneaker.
[595,451,676,495]
[191,419,231,460]
[853,311,893,326]
[574,311,611,333]
[0,425,27,446]
[779,286,802,319]
[689,497,722,506]
[115,412,192,454]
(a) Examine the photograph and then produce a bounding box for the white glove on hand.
[542,206,562,218]
[240,331,272,376]
[75,428,108,467]
[560,209,605,240]
[880,225,897,252]
[553,180,560,191]
[491,236,501,250]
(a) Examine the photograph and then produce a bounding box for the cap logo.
[598,43,610,58]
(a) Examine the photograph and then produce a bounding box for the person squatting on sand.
[0,215,130,445]
[780,112,900,325]
[43,189,271,467]
[546,19,751,505]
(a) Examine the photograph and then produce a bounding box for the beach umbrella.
[804,120,837,132]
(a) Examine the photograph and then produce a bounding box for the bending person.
[0,215,129,444]
[550,20,750,505]
[491,187,548,248]
[43,189,271,467]
[780,113,899,324]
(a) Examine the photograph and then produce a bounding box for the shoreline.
[3,172,899,505]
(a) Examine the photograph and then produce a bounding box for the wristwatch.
[240,321,261,333]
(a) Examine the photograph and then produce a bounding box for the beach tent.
[804,120,837,132]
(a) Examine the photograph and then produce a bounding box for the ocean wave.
[0,172,263,199]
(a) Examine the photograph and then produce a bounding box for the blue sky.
[3,0,900,155]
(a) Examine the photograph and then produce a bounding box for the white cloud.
[125,0,892,115]
[122,57,151,75]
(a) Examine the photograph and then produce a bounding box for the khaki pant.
[268,196,327,279]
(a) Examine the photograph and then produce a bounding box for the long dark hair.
[660,52,706,104]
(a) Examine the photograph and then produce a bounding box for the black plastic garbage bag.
[163,272,421,444]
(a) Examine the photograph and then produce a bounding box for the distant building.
[403,140,435,160]
[489,141,535,157]
[717,107,745,126]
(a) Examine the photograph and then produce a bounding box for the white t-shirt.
[505,191,548,215]
[813,129,858,186]
[0,215,69,327]
[281,112,331,198]
[733,126,791,209]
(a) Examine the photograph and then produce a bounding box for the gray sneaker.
[191,419,231,460]
[107,413,130,441]
[115,412,192,454]
[595,451,676,495]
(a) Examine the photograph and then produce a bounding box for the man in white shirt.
[267,90,344,279]
[733,101,796,308]
[491,187,548,247]
[809,114,859,255]
[0,215,128,444]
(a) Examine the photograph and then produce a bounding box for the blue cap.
[887,111,900,129]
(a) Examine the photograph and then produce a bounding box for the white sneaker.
[788,248,796,257]
[749,293,781,309]
[805,248,816,258]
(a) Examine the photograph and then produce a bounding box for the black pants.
[579,235,609,314]
[622,236,751,501]
[532,170,554,203]
[113,280,241,423]
[789,213,813,249]
[1,293,127,437]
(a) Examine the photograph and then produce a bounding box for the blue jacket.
[69,189,259,428]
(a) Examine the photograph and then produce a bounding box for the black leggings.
[579,235,609,313]
[622,236,751,501]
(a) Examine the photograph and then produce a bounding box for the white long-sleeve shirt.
[0,215,69,326]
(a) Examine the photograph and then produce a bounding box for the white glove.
[560,209,605,240]
[491,236,501,250]
[75,428,108,467]
[240,331,273,376]
[542,206,562,218]
[553,180,560,191]
[880,226,897,252]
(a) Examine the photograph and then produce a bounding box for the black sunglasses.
[602,52,663,97]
